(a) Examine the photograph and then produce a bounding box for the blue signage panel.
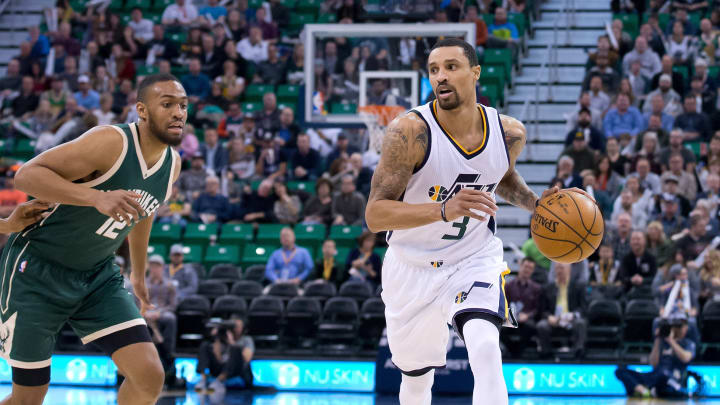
[0,355,117,386]
[505,364,628,395]
[252,360,376,392]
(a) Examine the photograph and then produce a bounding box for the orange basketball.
[531,190,605,264]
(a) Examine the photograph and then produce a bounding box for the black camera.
[658,320,672,338]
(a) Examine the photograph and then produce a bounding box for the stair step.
[540,0,609,11]
[523,48,588,66]
[516,163,557,184]
[515,66,586,84]
[529,30,604,47]
[508,85,580,103]
[0,32,28,46]
[524,124,571,142]
[7,2,48,11]
[519,143,566,162]
[497,206,532,226]
[496,227,531,249]
[0,14,42,28]
[535,11,613,29]
[506,103,576,123]
[0,49,17,63]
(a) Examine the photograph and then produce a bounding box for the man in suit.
[620,230,658,291]
[537,262,588,358]
[198,128,228,175]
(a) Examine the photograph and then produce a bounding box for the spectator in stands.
[647,220,674,265]
[666,8,698,36]
[693,199,720,236]
[265,227,313,284]
[676,212,713,261]
[662,153,697,200]
[129,8,153,44]
[595,154,624,202]
[699,249,720,303]
[583,55,620,94]
[487,7,519,61]
[255,44,285,86]
[566,93,603,133]
[167,244,199,300]
[58,56,79,93]
[659,129,696,167]
[613,188,651,229]
[277,108,301,149]
[92,92,115,125]
[254,131,287,182]
[199,33,223,78]
[332,174,366,226]
[327,133,360,168]
[603,93,644,139]
[347,231,381,288]
[503,258,541,358]
[301,178,334,226]
[0,59,21,93]
[50,22,81,57]
[198,128,228,176]
[218,102,244,139]
[589,244,623,299]
[258,92,281,136]
[181,58,211,104]
[644,74,683,117]
[198,0,227,24]
[651,55,686,96]
[623,36,662,79]
[674,95,712,142]
[537,262,588,359]
[693,58,716,93]
[156,185,192,227]
[108,44,136,82]
[655,264,700,342]
[11,76,39,118]
[625,61,650,105]
[273,181,301,224]
[290,133,321,181]
[145,254,178,363]
[552,155,581,189]
[657,191,688,236]
[313,239,345,286]
[620,230,658,291]
[565,108,605,152]
[608,212,633,263]
[237,26,268,64]
[698,18,718,63]
[195,318,254,393]
[643,94,676,134]
[0,173,27,218]
[639,22,666,57]
[636,115,669,154]
[688,75,716,115]
[162,0,199,27]
[632,156,662,195]
[697,172,720,205]
[561,131,597,173]
[588,76,611,113]
[236,179,277,223]
[178,153,209,200]
[27,25,49,61]
[615,313,695,398]
[666,20,697,66]
[193,175,230,224]
[463,6,489,54]
[225,135,256,181]
[147,25,180,63]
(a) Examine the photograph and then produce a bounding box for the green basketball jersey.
[18,122,176,270]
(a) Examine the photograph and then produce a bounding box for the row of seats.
[197,278,379,304]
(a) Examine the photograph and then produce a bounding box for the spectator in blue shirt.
[488,7,519,39]
[265,227,313,284]
[28,26,49,60]
[603,93,644,139]
[73,75,100,111]
[642,94,675,134]
[181,58,211,104]
[192,175,230,223]
[199,0,227,24]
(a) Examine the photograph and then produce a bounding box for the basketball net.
[358,105,406,154]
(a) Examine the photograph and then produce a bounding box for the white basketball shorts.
[381,245,511,375]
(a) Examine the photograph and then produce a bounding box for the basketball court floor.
[0,386,717,405]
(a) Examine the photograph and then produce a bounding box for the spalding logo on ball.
[531,190,604,264]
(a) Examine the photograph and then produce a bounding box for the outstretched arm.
[496,115,540,212]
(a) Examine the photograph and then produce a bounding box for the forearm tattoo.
[497,170,538,212]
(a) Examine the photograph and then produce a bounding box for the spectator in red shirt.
[0,173,28,218]
[503,258,542,358]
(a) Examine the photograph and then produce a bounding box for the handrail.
[0,0,11,18]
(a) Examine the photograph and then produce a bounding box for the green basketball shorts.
[0,233,150,384]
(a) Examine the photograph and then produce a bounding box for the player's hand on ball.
[444,188,497,222]
[94,190,145,224]
[6,200,53,232]
[536,186,597,208]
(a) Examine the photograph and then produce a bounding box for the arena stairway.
[495,0,611,260]
[0,0,50,75]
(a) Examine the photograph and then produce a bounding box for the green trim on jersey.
[21,123,175,270]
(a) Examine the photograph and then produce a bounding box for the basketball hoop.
[359,105,406,153]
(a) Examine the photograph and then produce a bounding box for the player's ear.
[472,65,482,82]
[136,101,147,122]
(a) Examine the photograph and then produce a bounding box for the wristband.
[441,201,449,222]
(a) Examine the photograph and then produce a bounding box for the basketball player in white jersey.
[365,38,590,404]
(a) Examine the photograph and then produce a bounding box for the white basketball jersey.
[387,100,510,268]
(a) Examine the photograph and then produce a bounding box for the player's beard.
[436,90,461,110]
[147,114,183,146]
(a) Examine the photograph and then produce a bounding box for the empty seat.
[586,299,623,350]
[247,296,285,349]
[211,295,248,320]
[359,297,386,349]
[329,225,363,248]
[318,297,359,349]
[266,282,300,300]
[208,264,242,285]
[184,222,218,247]
[198,280,229,302]
[243,264,267,283]
[338,280,373,302]
[176,295,211,351]
[623,299,659,356]
[701,300,720,344]
[304,281,337,303]
[283,297,322,349]
[230,280,264,302]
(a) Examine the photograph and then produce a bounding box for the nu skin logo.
[513,367,536,391]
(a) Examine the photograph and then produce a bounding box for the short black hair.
[579,107,591,116]
[430,38,478,67]
[137,73,181,102]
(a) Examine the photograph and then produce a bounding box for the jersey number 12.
[96,218,126,240]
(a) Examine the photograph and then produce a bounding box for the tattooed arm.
[365,113,440,232]
[496,115,540,212]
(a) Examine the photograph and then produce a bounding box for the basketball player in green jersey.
[0,73,185,405]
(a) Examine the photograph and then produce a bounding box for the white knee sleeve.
[399,369,434,405]
[463,318,508,405]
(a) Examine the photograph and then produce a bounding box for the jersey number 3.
[96,218,127,240]
[442,216,469,240]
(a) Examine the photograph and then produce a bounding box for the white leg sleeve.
[463,318,508,405]
[399,369,434,405]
